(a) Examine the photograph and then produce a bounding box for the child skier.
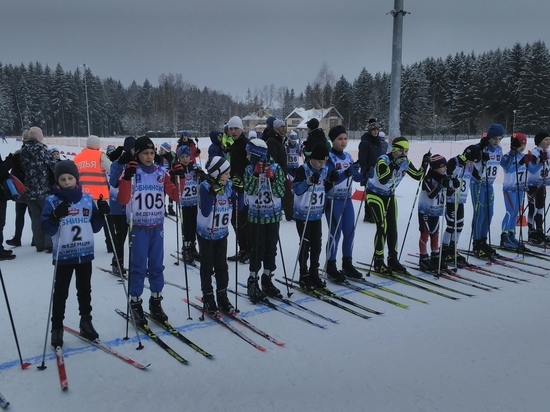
[243,139,287,301]
[292,144,332,290]
[366,137,429,273]
[526,131,550,245]
[470,124,504,258]
[159,141,176,216]
[499,132,528,250]
[286,131,302,179]
[196,156,234,314]
[117,136,185,327]
[324,125,365,282]
[174,145,206,264]
[417,155,459,272]
[41,160,108,347]
[441,145,481,266]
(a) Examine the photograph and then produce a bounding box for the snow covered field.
[0,136,549,412]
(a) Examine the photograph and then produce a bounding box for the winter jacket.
[358,132,385,179]
[20,140,57,200]
[265,129,288,174]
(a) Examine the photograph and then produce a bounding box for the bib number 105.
[135,192,163,210]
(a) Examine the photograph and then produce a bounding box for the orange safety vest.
[73,148,109,200]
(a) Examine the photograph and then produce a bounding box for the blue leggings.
[129,226,165,297]
[501,190,525,232]
[324,198,356,261]
[470,181,494,241]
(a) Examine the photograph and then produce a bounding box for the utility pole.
[388,0,409,140]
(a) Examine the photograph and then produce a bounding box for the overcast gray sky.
[2,0,549,100]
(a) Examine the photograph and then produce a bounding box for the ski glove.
[118,151,133,165]
[264,166,275,180]
[209,181,224,196]
[308,172,320,185]
[50,201,70,222]
[194,168,206,181]
[97,199,110,215]
[440,176,451,189]
[539,150,548,163]
[452,177,461,188]
[422,152,432,168]
[327,169,339,183]
[172,163,185,176]
[521,152,534,165]
[345,162,360,177]
[108,146,124,162]
[123,161,138,181]
[481,152,490,163]
[253,162,265,177]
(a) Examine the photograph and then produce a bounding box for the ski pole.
[38,229,62,371]
[0,267,31,369]
[195,138,202,168]
[124,174,136,340]
[175,175,192,320]
[101,200,144,349]
[289,185,315,292]
[398,170,425,261]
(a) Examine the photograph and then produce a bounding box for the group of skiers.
[3,119,549,350]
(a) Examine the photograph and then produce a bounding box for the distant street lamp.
[82,64,91,137]
[513,109,517,134]
[433,114,438,138]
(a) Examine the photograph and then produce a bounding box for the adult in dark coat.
[266,119,293,220]
[358,121,385,222]
[227,116,251,263]
[303,118,330,161]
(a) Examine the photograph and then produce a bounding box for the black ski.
[463,251,546,277]
[237,281,339,324]
[115,309,189,365]
[274,279,371,319]
[63,326,150,369]
[0,390,9,409]
[355,262,460,300]
[346,276,429,304]
[229,288,328,329]
[143,312,213,359]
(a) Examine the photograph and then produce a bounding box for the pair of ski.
[170,252,200,269]
[275,278,376,319]
[355,261,467,300]
[50,326,150,392]
[403,260,497,293]
[230,285,330,329]
[451,259,527,283]
[184,297,281,352]
[462,251,546,277]
[116,309,214,364]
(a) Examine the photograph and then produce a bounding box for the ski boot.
[419,253,436,272]
[431,251,447,271]
[261,272,282,298]
[51,328,64,348]
[500,232,518,250]
[341,257,362,279]
[79,315,99,341]
[216,289,235,314]
[373,257,390,274]
[247,275,266,303]
[130,298,148,327]
[202,292,218,315]
[326,260,347,283]
[149,295,168,322]
[388,255,407,274]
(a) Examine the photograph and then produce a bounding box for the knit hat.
[273,120,286,129]
[391,137,409,151]
[227,116,244,130]
[368,122,381,132]
[123,136,136,151]
[534,131,550,146]
[248,131,257,139]
[28,126,44,142]
[134,136,155,156]
[289,131,298,141]
[486,124,505,139]
[266,116,276,127]
[246,138,268,159]
[379,131,386,138]
[177,145,191,158]
[511,133,527,149]
[328,125,347,142]
[50,147,60,154]
[306,118,319,130]
[206,156,230,179]
[181,130,190,138]
[430,154,447,169]
[310,144,329,161]
[160,141,172,152]
[54,160,79,182]
[210,131,222,142]
[86,135,101,149]
[463,145,481,162]
[106,145,116,156]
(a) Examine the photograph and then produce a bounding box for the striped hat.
[430,154,447,169]
[206,156,230,179]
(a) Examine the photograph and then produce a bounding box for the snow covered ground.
[0,136,549,412]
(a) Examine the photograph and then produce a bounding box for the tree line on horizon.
[0,40,548,138]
